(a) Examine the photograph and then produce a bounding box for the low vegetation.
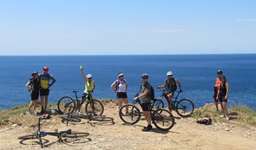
[1,101,255,127]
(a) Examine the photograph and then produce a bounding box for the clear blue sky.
[0,0,256,55]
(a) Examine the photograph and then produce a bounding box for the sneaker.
[219,115,224,118]
[33,111,37,115]
[142,125,152,132]
[26,110,31,115]
[226,116,230,120]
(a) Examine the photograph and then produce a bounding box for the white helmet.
[167,71,173,76]
[86,74,92,78]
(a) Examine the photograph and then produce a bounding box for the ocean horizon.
[0,54,256,110]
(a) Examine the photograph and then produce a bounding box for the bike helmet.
[43,66,49,71]
[167,71,173,76]
[31,71,38,76]
[141,73,149,79]
[118,72,124,77]
[217,70,223,74]
[86,74,92,79]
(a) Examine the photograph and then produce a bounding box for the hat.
[118,72,124,77]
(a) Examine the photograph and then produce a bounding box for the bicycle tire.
[18,133,39,140]
[57,96,76,114]
[152,99,164,110]
[62,131,90,138]
[119,104,141,125]
[92,116,115,124]
[175,98,194,117]
[85,99,104,116]
[152,109,175,131]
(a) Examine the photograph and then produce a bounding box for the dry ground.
[0,102,255,150]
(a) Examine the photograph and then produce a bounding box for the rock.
[11,124,17,127]
[225,128,230,131]
[231,125,236,128]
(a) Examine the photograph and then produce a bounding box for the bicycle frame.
[160,90,182,108]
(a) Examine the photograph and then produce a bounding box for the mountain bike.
[158,90,194,117]
[119,94,175,131]
[57,90,104,116]
[18,114,90,148]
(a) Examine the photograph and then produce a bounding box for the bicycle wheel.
[176,98,194,117]
[119,104,141,125]
[152,99,164,110]
[91,116,115,124]
[85,99,104,116]
[63,131,90,138]
[152,109,175,131]
[57,96,75,114]
[18,133,38,140]
[18,133,46,148]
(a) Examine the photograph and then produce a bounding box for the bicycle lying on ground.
[157,90,194,117]
[57,90,104,116]
[18,114,90,148]
[60,105,115,126]
[119,94,175,131]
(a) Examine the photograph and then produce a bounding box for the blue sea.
[0,54,256,110]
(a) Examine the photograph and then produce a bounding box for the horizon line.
[0,53,256,56]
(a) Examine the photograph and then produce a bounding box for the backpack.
[166,78,177,92]
[141,83,155,100]
[196,117,212,125]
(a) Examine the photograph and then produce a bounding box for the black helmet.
[141,73,149,79]
[217,70,223,74]
[31,71,38,76]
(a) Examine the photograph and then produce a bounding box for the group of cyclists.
[26,65,229,131]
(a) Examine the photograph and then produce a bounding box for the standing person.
[111,72,128,111]
[25,71,40,115]
[158,71,183,111]
[134,73,152,131]
[39,66,56,113]
[80,65,95,114]
[217,76,229,120]
[213,70,224,111]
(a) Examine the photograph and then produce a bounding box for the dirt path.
[0,102,255,150]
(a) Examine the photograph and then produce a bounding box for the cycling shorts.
[40,89,49,96]
[141,102,152,111]
[31,91,39,100]
[117,92,128,99]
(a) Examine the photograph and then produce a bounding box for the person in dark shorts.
[111,72,128,111]
[213,70,223,111]
[25,71,40,115]
[158,71,183,111]
[134,73,152,131]
[217,76,229,120]
[38,66,56,113]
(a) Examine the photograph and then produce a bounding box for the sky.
[0,0,256,55]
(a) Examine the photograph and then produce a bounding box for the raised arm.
[80,67,87,82]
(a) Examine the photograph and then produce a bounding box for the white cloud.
[236,18,256,22]
[152,28,185,33]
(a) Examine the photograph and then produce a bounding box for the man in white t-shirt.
[111,72,129,111]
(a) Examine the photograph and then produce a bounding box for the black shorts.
[117,92,128,99]
[218,97,227,103]
[31,91,39,100]
[141,103,152,111]
[40,89,50,96]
